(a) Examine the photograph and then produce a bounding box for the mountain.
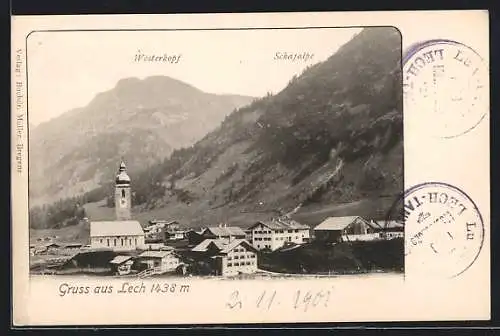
[30,27,403,231]
[29,76,254,205]
[111,27,404,228]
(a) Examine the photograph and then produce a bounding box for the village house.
[370,220,404,239]
[109,255,134,275]
[247,218,310,251]
[191,238,258,276]
[148,219,179,227]
[31,242,61,255]
[89,161,145,251]
[53,243,84,256]
[201,225,246,242]
[164,229,186,241]
[144,220,180,241]
[135,249,181,274]
[160,221,186,241]
[143,224,164,240]
[313,216,377,243]
[63,243,83,251]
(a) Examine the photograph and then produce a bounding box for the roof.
[109,255,133,264]
[32,242,59,250]
[186,229,204,235]
[144,223,164,231]
[160,246,175,251]
[37,242,61,248]
[62,243,83,248]
[90,221,144,237]
[203,226,246,237]
[277,218,309,229]
[314,216,366,231]
[116,171,130,184]
[248,218,309,231]
[192,238,257,254]
[219,239,257,254]
[138,250,175,259]
[115,161,131,184]
[145,221,178,229]
[149,220,178,225]
[192,239,226,252]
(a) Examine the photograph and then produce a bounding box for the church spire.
[116,159,131,184]
[119,159,127,172]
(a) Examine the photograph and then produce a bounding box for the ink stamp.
[401,182,484,278]
[403,40,487,139]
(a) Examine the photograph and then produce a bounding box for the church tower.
[115,160,131,220]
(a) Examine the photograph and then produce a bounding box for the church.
[89,160,145,251]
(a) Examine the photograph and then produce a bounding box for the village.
[30,161,403,278]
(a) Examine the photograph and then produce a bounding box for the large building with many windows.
[191,238,258,276]
[247,218,310,251]
[90,161,145,251]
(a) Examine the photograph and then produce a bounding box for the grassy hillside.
[29,221,90,245]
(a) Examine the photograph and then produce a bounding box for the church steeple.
[116,159,131,185]
[115,159,131,220]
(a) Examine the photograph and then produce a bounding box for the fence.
[137,266,163,279]
[343,233,381,242]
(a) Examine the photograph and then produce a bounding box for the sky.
[27,28,361,126]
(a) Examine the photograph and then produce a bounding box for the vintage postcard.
[11,11,490,325]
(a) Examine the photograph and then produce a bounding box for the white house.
[136,250,181,273]
[90,220,145,251]
[216,239,258,276]
[144,223,164,235]
[247,218,310,251]
[144,220,180,241]
[165,229,186,241]
[370,220,404,239]
[192,238,258,276]
[109,255,134,275]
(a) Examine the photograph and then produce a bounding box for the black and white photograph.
[11,11,490,325]
[27,26,404,280]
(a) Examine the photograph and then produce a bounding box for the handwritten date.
[226,288,332,312]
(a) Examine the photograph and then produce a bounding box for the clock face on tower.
[120,198,127,207]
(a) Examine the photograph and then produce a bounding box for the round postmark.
[386,182,484,278]
[403,39,488,139]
